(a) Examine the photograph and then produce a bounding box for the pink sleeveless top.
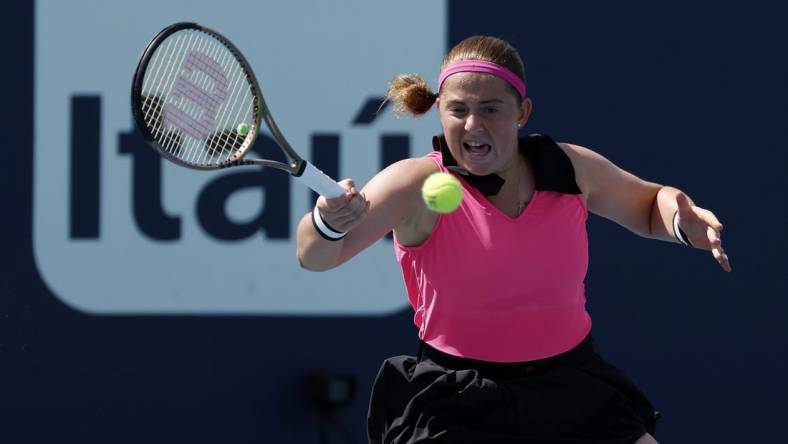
[394,150,592,362]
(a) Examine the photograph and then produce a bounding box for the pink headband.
[438,60,526,99]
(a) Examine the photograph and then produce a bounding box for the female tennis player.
[296,35,730,444]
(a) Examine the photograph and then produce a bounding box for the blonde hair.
[385,36,526,117]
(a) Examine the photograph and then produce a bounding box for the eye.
[483,107,500,114]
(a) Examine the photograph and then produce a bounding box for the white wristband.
[672,211,691,246]
[312,206,347,241]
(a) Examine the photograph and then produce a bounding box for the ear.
[518,97,533,127]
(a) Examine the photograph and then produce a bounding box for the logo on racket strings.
[161,51,229,139]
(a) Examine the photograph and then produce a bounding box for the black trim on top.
[524,134,583,195]
[431,133,582,196]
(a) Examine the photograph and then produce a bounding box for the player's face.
[437,73,531,178]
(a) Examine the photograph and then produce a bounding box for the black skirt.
[367,334,658,443]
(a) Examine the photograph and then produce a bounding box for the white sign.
[34,0,447,314]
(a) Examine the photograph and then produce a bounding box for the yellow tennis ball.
[421,172,463,213]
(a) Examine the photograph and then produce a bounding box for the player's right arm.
[296,157,439,271]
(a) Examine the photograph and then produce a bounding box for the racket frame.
[131,22,318,179]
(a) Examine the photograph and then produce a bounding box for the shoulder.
[556,142,617,181]
[391,155,441,176]
[556,142,643,205]
[555,142,597,169]
[369,156,440,195]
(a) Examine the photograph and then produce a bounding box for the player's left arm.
[559,142,731,272]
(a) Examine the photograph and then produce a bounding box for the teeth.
[463,142,490,157]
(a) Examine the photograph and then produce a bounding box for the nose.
[464,112,484,132]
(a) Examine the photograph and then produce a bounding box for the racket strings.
[140,29,257,167]
[149,33,212,157]
[199,37,250,164]
[182,34,232,165]
[144,30,197,155]
[169,32,228,163]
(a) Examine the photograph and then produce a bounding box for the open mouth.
[463,141,491,157]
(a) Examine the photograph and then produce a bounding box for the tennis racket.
[131,22,344,198]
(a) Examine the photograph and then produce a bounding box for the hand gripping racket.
[131,22,344,198]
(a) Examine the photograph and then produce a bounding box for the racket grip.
[296,162,345,198]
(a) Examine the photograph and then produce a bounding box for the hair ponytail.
[385,74,438,117]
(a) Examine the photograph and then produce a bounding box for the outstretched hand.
[676,193,731,272]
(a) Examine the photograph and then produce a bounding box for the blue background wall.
[2,1,786,443]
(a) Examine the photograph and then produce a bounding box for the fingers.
[319,179,356,211]
[707,225,731,272]
[706,225,721,249]
[315,179,370,232]
[683,203,730,273]
[711,245,732,272]
[330,196,371,230]
[696,207,723,233]
[682,205,725,246]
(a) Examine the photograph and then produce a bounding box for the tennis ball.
[237,123,250,136]
[421,172,463,213]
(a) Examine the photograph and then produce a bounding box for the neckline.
[460,178,540,222]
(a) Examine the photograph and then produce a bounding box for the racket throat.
[291,160,307,177]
